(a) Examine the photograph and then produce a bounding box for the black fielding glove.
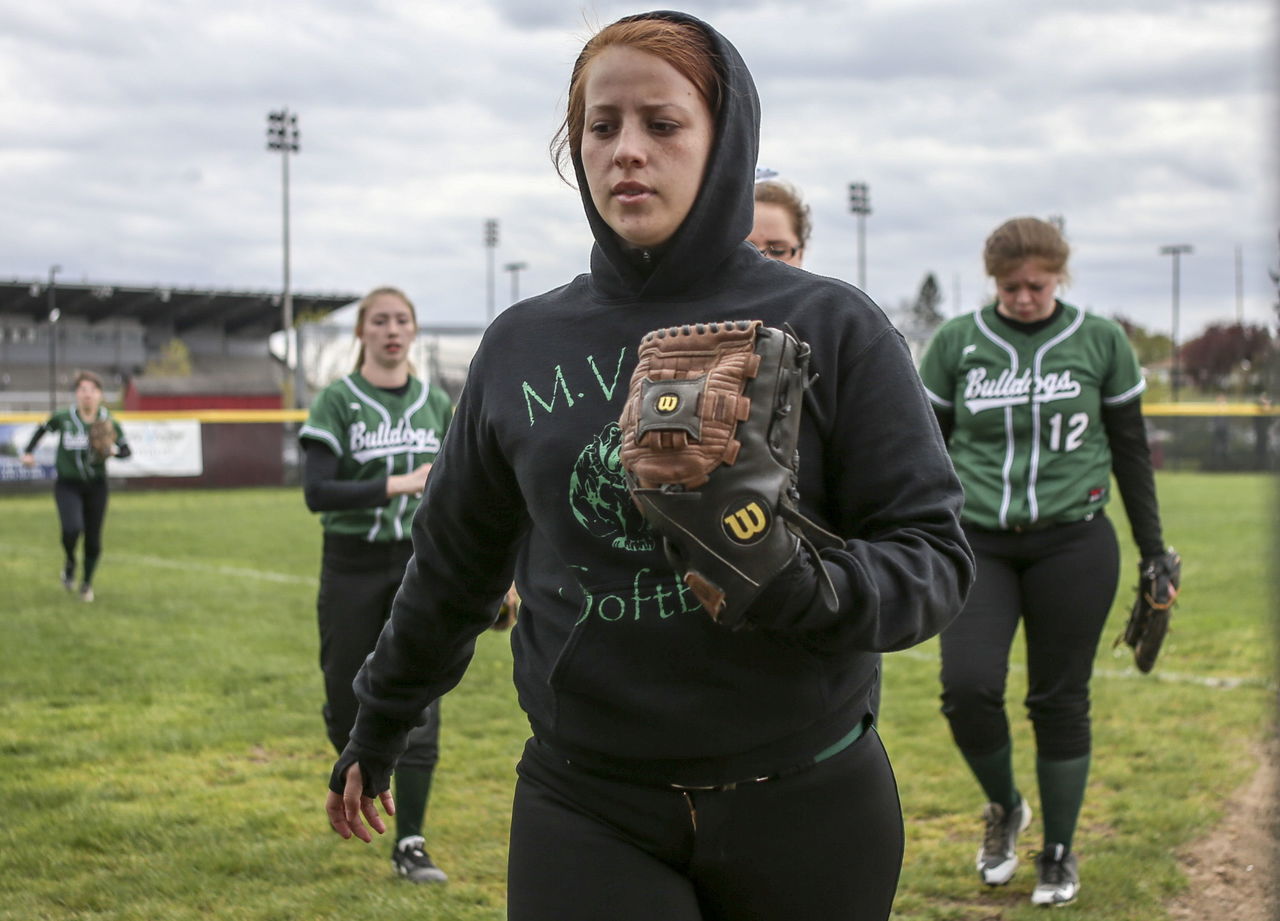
[1116,548,1182,673]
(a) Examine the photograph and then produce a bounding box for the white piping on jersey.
[975,307,1086,526]
[298,423,342,454]
[69,405,90,479]
[340,374,437,542]
[923,386,953,409]
[1103,378,1146,406]
[973,311,1021,529]
[341,376,396,541]
[341,375,395,424]
[391,383,430,541]
[67,404,109,479]
[1025,309,1085,522]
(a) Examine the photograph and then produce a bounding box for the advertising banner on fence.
[0,420,204,481]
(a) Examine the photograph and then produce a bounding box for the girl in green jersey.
[299,287,453,883]
[21,369,130,601]
[918,217,1174,907]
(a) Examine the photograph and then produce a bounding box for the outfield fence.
[0,403,1276,492]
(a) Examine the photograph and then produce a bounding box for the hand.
[325,761,396,843]
[386,462,433,498]
[20,453,35,468]
[493,584,520,630]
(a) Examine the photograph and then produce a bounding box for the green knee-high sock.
[961,742,1020,813]
[393,767,434,843]
[1037,753,1091,852]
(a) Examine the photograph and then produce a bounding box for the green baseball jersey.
[299,372,453,542]
[39,406,126,482]
[918,301,1145,530]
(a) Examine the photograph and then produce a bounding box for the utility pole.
[266,108,301,406]
[484,219,499,323]
[1159,243,1193,402]
[848,182,871,290]
[1235,243,1244,324]
[504,262,528,306]
[47,264,61,414]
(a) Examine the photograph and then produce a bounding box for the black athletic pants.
[939,514,1119,761]
[508,729,904,921]
[316,534,439,771]
[54,477,108,585]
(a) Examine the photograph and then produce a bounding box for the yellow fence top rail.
[1143,402,1277,417]
[1,404,1274,425]
[0,409,311,424]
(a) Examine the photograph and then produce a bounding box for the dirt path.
[1165,736,1278,921]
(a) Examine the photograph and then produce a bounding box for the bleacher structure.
[0,278,359,411]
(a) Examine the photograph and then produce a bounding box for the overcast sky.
[1,0,1275,340]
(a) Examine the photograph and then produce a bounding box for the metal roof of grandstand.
[0,278,359,333]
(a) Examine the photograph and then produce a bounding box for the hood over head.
[569,10,761,300]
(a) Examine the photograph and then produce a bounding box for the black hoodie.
[346,11,974,787]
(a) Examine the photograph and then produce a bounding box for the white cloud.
[0,0,1274,336]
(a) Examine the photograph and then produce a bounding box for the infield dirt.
[1165,735,1278,921]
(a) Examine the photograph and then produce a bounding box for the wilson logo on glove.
[617,320,841,626]
[723,500,770,544]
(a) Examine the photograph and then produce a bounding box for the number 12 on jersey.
[1047,412,1088,452]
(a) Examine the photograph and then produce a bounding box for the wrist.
[329,742,395,798]
[745,546,843,632]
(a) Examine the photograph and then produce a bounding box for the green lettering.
[652,580,677,619]
[673,577,703,615]
[523,365,575,426]
[587,348,628,402]
[596,593,626,622]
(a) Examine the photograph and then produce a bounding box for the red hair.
[551,16,722,181]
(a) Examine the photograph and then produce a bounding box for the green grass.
[0,474,1273,920]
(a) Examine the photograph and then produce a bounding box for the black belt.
[665,716,871,791]
[558,715,872,793]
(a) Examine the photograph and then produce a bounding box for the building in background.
[0,278,358,411]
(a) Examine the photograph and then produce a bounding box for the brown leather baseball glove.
[617,320,840,626]
[89,419,117,463]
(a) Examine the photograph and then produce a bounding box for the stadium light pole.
[848,182,871,290]
[484,219,499,323]
[504,261,528,307]
[1159,243,1193,402]
[1234,243,1243,324]
[266,108,301,406]
[47,264,62,414]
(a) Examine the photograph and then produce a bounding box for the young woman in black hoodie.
[326,12,974,920]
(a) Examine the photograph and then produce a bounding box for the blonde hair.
[983,217,1071,282]
[353,287,418,373]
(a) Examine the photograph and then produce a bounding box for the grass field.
[0,473,1274,921]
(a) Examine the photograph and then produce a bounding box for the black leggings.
[316,534,439,771]
[508,730,903,921]
[54,478,108,585]
[939,514,1119,761]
